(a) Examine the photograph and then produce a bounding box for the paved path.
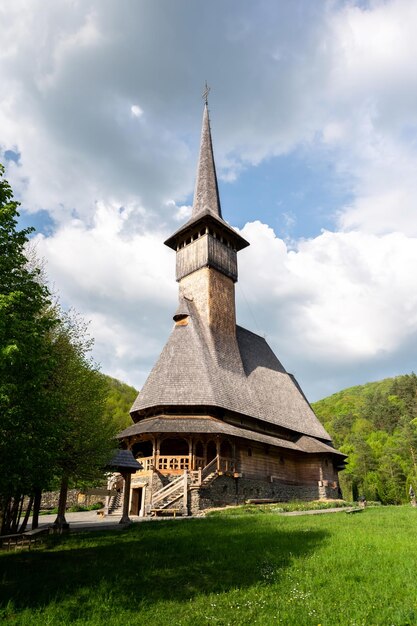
[28,510,199,532]
[280,506,357,516]
[28,511,139,532]
[28,506,357,533]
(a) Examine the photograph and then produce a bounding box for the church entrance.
[130,487,143,516]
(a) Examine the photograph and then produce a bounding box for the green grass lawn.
[1,506,417,625]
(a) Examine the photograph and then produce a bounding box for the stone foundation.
[190,475,340,515]
[130,470,341,516]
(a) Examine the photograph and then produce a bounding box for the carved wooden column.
[216,436,221,471]
[154,436,160,471]
[120,472,132,524]
[188,437,193,470]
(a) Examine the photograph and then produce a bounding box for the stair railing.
[197,456,219,485]
[152,473,185,507]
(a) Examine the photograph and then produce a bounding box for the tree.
[0,165,117,533]
[0,164,58,533]
[313,373,417,504]
[103,376,137,432]
[49,311,116,529]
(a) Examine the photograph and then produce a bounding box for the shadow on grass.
[0,516,327,613]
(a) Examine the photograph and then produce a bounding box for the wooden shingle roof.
[117,416,345,458]
[106,449,143,472]
[130,299,331,442]
[164,104,249,252]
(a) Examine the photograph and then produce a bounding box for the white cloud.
[2,0,417,399]
[34,201,177,386]
[130,104,143,118]
[237,221,417,398]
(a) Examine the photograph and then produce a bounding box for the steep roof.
[191,103,222,220]
[130,300,331,442]
[164,104,249,252]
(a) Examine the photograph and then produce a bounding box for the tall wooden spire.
[164,98,249,278]
[192,102,223,220]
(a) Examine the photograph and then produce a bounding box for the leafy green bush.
[67,502,104,513]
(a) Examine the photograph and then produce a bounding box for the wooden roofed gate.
[116,96,346,518]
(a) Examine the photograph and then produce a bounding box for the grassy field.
[1,506,417,625]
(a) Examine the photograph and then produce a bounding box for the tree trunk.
[16,494,24,531]
[54,476,70,531]
[10,494,22,533]
[19,494,34,533]
[31,487,42,530]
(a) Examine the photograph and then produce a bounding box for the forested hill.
[312,373,417,503]
[102,375,138,433]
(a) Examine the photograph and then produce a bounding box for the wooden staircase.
[148,456,223,517]
[107,490,123,515]
[191,456,219,488]
[149,472,188,517]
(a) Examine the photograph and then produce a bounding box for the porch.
[129,434,238,475]
[138,454,236,473]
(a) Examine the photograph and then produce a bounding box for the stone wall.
[40,490,104,510]
[189,475,340,515]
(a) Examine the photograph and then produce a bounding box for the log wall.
[176,233,237,282]
[237,442,337,485]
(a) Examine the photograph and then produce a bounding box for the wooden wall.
[237,441,337,485]
[176,233,237,282]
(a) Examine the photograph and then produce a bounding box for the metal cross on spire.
[202,81,210,105]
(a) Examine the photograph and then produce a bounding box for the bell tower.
[164,96,249,337]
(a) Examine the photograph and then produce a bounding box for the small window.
[247,448,252,457]
[280,456,285,465]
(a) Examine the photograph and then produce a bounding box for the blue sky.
[219,148,353,241]
[1,0,417,401]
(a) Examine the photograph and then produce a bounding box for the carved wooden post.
[154,436,160,471]
[188,437,193,470]
[216,436,221,471]
[183,470,188,515]
[120,472,132,524]
[232,441,237,472]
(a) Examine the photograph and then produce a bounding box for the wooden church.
[117,98,345,517]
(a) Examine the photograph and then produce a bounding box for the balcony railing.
[136,456,153,471]
[134,455,237,474]
[218,457,236,472]
[157,455,190,471]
